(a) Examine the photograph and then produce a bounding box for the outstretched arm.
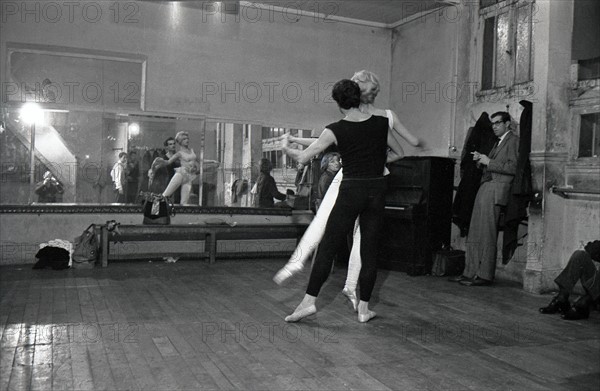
[386,110,421,163]
[165,152,181,166]
[389,110,420,147]
[283,135,317,147]
[387,132,404,163]
[282,130,336,165]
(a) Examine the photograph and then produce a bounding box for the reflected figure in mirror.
[148,137,181,203]
[152,132,198,205]
[126,150,140,203]
[255,158,287,208]
[110,152,128,203]
[35,171,64,203]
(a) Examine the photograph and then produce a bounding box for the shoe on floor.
[460,277,492,286]
[448,275,468,282]
[539,296,570,314]
[285,304,317,322]
[561,305,590,320]
[358,310,376,323]
[342,288,358,312]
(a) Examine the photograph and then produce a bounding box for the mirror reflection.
[203,121,313,208]
[0,105,315,209]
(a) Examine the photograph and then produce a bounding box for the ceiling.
[173,1,453,28]
[270,0,449,27]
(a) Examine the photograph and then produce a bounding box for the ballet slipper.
[357,310,376,323]
[342,288,358,312]
[273,267,294,285]
[284,304,317,322]
[273,262,304,285]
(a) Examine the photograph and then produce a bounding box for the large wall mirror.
[0,105,205,205]
[0,105,314,210]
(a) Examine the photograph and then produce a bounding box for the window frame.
[570,104,600,162]
[478,0,535,93]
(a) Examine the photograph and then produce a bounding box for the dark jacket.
[255,172,286,208]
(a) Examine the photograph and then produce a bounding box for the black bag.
[432,246,465,276]
[33,247,70,270]
[72,224,98,268]
[141,192,174,225]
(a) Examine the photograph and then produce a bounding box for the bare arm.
[389,110,420,147]
[165,152,181,166]
[288,135,317,147]
[282,130,337,165]
[387,131,404,163]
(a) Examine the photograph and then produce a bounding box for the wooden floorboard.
[0,259,598,391]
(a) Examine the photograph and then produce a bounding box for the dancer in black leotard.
[281,79,389,323]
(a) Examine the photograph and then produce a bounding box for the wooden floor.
[1,259,598,391]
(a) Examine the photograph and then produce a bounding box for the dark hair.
[259,158,272,173]
[585,240,600,262]
[491,111,511,123]
[332,79,361,110]
[164,137,175,147]
[118,152,127,158]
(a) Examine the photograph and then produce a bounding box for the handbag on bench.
[141,192,175,225]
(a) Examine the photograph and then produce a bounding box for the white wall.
[390,10,457,158]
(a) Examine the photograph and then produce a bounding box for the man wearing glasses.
[449,111,519,286]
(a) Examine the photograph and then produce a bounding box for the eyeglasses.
[491,121,505,126]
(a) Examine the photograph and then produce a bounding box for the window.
[579,113,600,158]
[481,0,534,90]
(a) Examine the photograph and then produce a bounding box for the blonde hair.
[351,70,381,97]
[175,131,189,145]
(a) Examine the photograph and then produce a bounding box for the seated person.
[540,240,600,320]
[35,171,64,202]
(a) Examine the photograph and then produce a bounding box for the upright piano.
[378,156,455,275]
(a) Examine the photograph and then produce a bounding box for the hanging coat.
[452,112,497,236]
[502,100,533,263]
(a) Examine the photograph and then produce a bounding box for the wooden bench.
[99,223,308,267]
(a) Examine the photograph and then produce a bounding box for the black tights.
[306,180,386,302]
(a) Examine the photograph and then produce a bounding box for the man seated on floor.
[539,240,600,320]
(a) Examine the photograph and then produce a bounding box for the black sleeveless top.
[326,115,388,179]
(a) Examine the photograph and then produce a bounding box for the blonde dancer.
[274,70,421,312]
[155,131,198,205]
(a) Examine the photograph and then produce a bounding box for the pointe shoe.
[342,288,358,312]
[284,304,317,322]
[358,310,376,323]
[273,267,294,285]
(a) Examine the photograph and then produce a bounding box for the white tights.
[275,168,362,292]
[162,173,192,205]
